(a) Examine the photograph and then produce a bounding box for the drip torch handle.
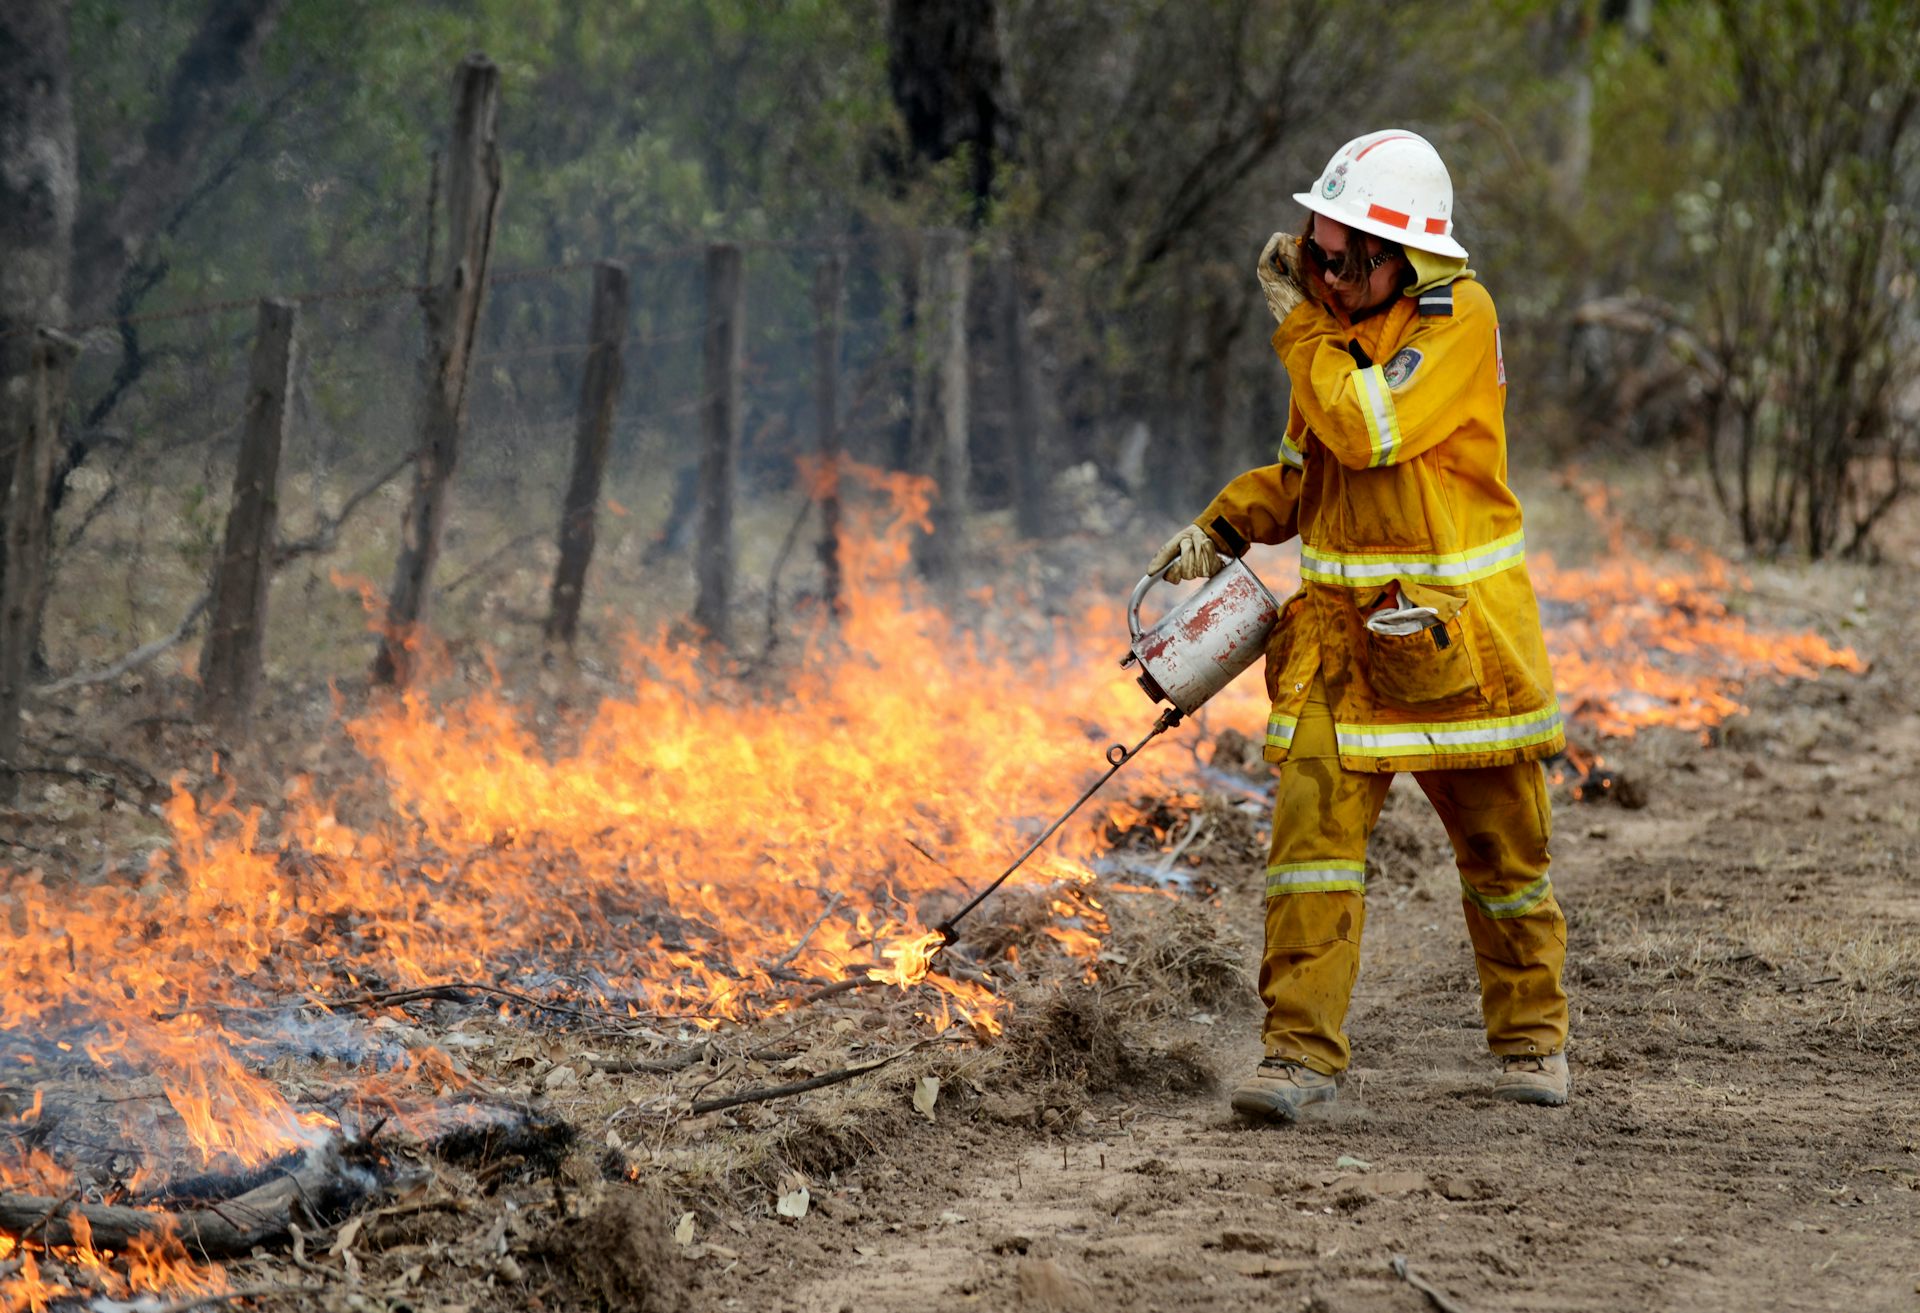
[1129,519,1250,645]
[1126,561,1175,644]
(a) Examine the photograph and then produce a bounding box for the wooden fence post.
[910,228,970,583]
[545,261,630,648]
[0,329,78,803]
[812,252,846,616]
[373,53,503,686]
[996,242,1048,539]
[198,298,297,732]
[693,242,744,644]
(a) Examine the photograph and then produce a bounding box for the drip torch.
[936,518,1280,944]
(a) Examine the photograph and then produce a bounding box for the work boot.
[1493,1052,1569,1106]
[1230,1057,1337,1124]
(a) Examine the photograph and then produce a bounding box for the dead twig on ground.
[797,977,874,1004]
[1154,814,1209,876]
[25,735,160,796]
[318,981,652,1027]
[15,1188,79,1246]
[688,1032,954,1116]
[594,1043,713,1076]
[1390,1255,1473,1313]
[32,591,212,696]
[767,892,844,971]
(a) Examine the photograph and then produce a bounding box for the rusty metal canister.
[1122,557,1280,715]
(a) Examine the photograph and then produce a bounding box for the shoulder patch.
[1416,286,1453,317]
[1495,326,1506,386]
[1382,346,1423,389]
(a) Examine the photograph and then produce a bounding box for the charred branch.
[0,1141,375,1261]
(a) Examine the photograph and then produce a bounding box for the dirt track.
[736,633,1920,1312]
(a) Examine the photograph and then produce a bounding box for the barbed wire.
[1,230,903,345]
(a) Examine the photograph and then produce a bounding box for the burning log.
[0,1141,377,1260]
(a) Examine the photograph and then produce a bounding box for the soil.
[706,635,1920,1311]
[7,470,1919,1313]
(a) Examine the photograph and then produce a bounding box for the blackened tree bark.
[0,0,78,588]
[886,0,1011,226]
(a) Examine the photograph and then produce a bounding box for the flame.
[0,1212,227,1313]
[1533,477,1862,738]
[0,465,1863,1307]
[0,465,1176,1258]
[868,930,947,990]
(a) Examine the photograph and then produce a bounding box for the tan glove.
[1257,231,1309,324]
[1146,524,1222,584]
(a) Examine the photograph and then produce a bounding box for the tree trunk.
[546,261,630,648]
[910,229,971,583]
[1,332,78,803]
[812,253,847,617]
[996,244,1048,539]
[693,243,745,644]
[198,299,296,732]
[0,0,77,611]
[372,55,503,687]
[885,0,1010,226]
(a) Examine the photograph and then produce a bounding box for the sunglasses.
[1304,235,1399,284]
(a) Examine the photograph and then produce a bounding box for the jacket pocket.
[1263,589,1309,702]
[1361,580,1482,707]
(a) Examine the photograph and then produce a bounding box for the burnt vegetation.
[0,2,1913,1311]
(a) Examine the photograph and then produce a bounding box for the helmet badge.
[1322,161,1348,199]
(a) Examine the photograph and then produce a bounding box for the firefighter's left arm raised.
[1272,288,1494,471]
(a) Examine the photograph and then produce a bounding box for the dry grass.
[1588,905,1920,1052]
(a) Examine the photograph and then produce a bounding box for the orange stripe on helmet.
[1424,217,1449,234]
[1367,204,1411,228]
[1354,134,1414,160]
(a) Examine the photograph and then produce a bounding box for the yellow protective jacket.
[1197,276,1563,773]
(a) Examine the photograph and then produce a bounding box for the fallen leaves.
[913,1075,940,1121]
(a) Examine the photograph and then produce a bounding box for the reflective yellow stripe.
[1336,704,1562,758]
[1461,873,1553,919]
[1301,529,1527,588]
[1350,364,1402,467]
[1278,435,1305,469]
[1265,713,1297,752]
[1266,859,1366,897]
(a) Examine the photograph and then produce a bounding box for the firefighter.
[1149,129,1570,1121]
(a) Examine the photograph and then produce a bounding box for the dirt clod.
[532,1183,692,1313]
[1016,1255,1099,1312]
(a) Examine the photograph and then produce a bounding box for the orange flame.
[0,465,1863,1308]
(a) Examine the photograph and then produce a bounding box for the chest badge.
[1383,346,1423,389]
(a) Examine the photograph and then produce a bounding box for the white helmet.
[1293,129,1467,260]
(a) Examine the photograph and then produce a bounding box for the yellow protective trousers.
[1261,678,1568,1075]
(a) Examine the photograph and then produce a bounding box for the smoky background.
[6,0,1917,699]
